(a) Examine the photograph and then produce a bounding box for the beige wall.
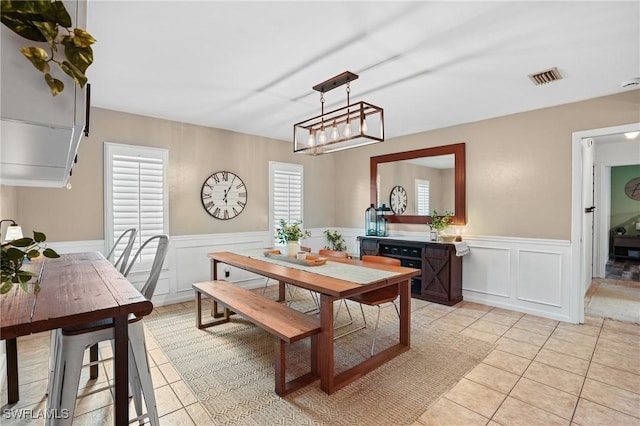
[335,90,640,239]
[4,90,639,242]
[10,108,336,241]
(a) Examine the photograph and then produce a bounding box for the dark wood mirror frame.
[370,142,466,225]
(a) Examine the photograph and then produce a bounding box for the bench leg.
[273,336,319,397]
[196,291,230,329]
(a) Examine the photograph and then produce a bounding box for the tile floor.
[2,300,639,425]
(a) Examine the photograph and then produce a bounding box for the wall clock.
[624,177,640,201]
[201,171,247,220]
[389,185,407,214]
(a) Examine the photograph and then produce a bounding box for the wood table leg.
[89,343,99,379]
[318,294,335,394]
[6,338,18,404]
[278,280,286,302]
[399,279,410,346]
[113,315,129,426]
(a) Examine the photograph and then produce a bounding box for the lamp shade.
[5,225,23,242]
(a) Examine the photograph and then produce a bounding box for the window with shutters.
[104,143,169,269]
[269,162,303,245]
[415,179,430,215]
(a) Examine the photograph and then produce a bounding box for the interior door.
[582,138,595,295]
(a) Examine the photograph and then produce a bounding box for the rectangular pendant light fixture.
[293,71,384,155]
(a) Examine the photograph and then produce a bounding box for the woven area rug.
[144,287,493,425]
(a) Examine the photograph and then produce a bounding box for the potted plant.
[275,219,311,257]
[429,210,454,242]
[324,229,346,252]
[1,231,59,294]
[1,0,97,96]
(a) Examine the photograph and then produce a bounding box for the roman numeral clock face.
[201,171,247,220]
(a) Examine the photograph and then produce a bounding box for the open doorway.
[571,123,640,324]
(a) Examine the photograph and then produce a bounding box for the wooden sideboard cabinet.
[612,235,640,261]
[358,236,463,305]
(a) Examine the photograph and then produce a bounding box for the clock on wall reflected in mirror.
[625,177,640,201]
[201,171,247,220]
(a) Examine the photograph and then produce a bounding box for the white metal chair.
[106,228,138,273]
[47,235,169,426]
[335,255,401,356]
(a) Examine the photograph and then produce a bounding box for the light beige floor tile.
[523,361,585,395]
[482,311,522,327]
[185,402,213,424]
[581,378,640,418]
[72,405,114,426]
[159,408,196,425]
[521,314,560,328]
[596,337,639,359]
[158,361,182,384]
[512,318,557,337]
[556,321,601,338]
[552,327,598,347]
[73,387,114,417]
[543,336,595,361]
[599,328,640,346]
[430,318,468,333]
[150,365,169,389]
[509,377,578,420]
[154,384,184,417]
[459,327,502,344]
[582,315,604,328]
[413,305,449,321]
[503,327,550,347]
[587,362,640,395]
[495,336,541,360]
[492,396,568,426]
[572,398,640,426]
[444,378,506,418]
[16,360,49,386]
[534,348,589,376]
[171,380,198,406]
[481,349,531,376]
[465,362,519,394]
[1,403,48,426]
[452,301,493,319]
[467,319,511,336]
[437,312,479,327]
[417,397,489,426]
[592,345,640,375]
[603,319,640,336]
[489,307,524,319]
[148,348,170,366]
[0,379,49,410]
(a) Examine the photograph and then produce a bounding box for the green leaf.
[19,280,28,292]
[8,237,34,248]
[17,271,34,282]
[44,73,64,96]
[1,14,48,42]
[72,28,96,47]
[62,40,93,74]
[33,231,46,243]
[20,46,50,73]
[33,20,58,48]
[59,60,87,88]
[0,281,13,294]
[5,247,25,261]
[42,248,60,258]
[47,1,71,28]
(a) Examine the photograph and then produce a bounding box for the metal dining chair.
[336,255,401,356]
[47,235,170,426]
[105,227,138,273]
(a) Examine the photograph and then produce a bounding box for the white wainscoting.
[45,230,574,322]
[460,236,573,322]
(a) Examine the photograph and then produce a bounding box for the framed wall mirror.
[370,143,466,225]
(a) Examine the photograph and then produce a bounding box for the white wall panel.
[463,246,511,298]
[517,249,563,307]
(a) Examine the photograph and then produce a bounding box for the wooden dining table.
[208,250,421,394]
[0,252,153,425]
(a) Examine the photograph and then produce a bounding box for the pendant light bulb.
[360,117,368,133]
[319,129,327,144]
[308,130,316,146]
[344,120,353,138]
[331,121,339,140]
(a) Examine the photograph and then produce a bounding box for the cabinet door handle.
[584,206,595,213]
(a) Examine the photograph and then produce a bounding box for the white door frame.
[571,122,640,323]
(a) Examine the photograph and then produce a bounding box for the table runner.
[232,248,400,284]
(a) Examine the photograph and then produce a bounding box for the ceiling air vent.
[528,67,562,85]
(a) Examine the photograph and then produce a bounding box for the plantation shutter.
[105,144,168,267]
[269,162,303,244]
[416,180,430,216]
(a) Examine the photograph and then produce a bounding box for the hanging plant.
[1,0,96,96]
[1,231,59,294]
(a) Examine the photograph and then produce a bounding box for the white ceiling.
[86,1,640,143]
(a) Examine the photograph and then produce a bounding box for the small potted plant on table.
[276,219,311,257]
[429,210,455,242]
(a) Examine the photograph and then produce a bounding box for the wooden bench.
[192,280,321,396]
